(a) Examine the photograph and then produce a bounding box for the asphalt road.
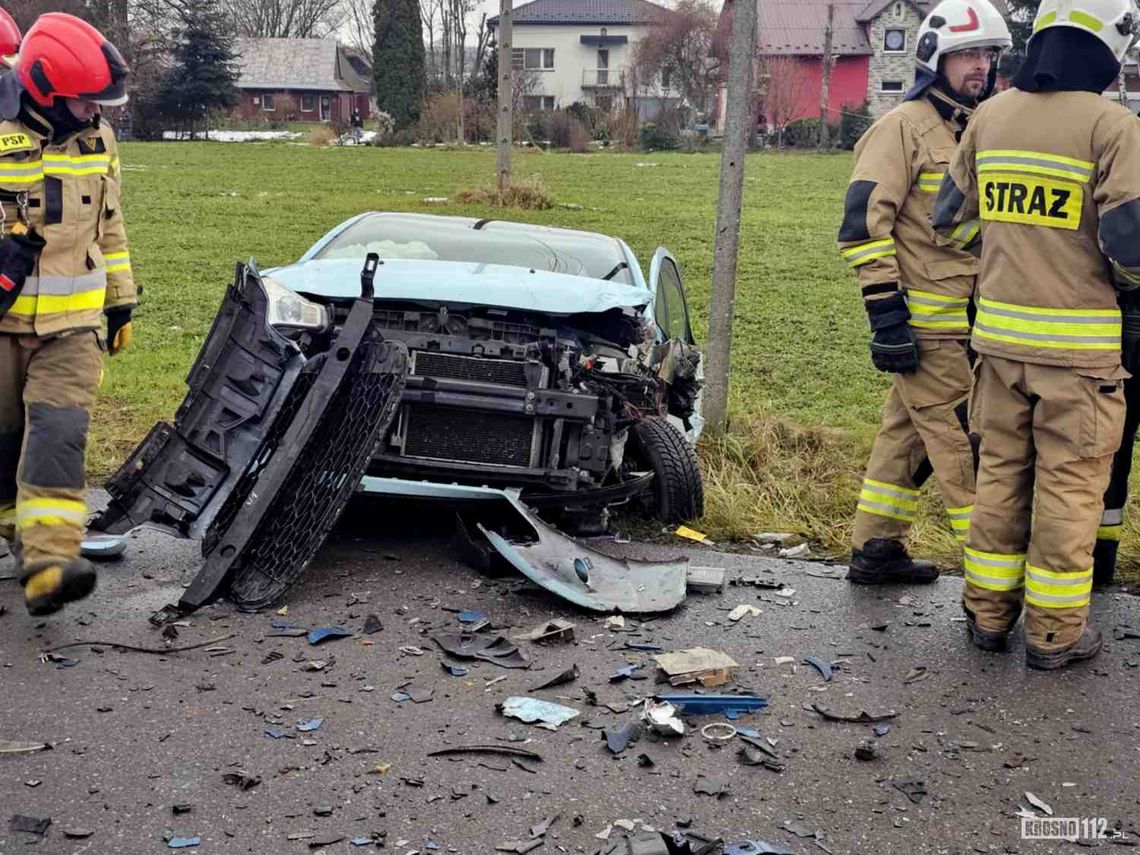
[1,500,1138,855]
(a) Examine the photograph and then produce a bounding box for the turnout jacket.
[0,105,135,338]
[838,95,978,339]
[934,89,1140,370]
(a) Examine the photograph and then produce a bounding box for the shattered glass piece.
[308,627,352,645]
[458,610,488,624]
[433,632,529,669]
[604,722,638,754]
[363,614,383,634]
[530,813,559,838]
[1024,792,1053,816]
[477,495,688,613]
[498,697,579,728]
[872,724,890,737]
[9,815,51,836]
[296,717,324,732]
[610,662,646,683]
[781,818,818,838]
[738,744,786,772]
[642,699,685,737]
[441,662,469,677]
[168,838,201,849]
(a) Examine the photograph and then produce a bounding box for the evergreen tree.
[373,0,427,129]
[158,0,240,138]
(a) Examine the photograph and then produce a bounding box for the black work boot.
[964,606,1018,652]
[847,538,939,585]
[1025,626,1103,671]
[1092,538,1118,587]
[21,558,97,617]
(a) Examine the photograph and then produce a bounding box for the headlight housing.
[261,275,329,331]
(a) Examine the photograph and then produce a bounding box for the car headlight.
[261,275,329,331]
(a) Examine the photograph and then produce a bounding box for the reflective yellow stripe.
[1034,9,1057,30]
[917,171,944,193]
[1068,9,1103,30]
[1024,563,1092,608]
[0,160,44,183]
[841,238,896,268]
[947,505,972,534]
[857,478,918,521]
[907,289,970,331]
[974,296,1120,351]
[1112,260,1140,287]
[104,251,131,273]
[42,153,112,176]
[963,546,1025,591]
[976,150,1094,182]
[948,219,980,249]
[7,288,107,318]
[16,497,87,529]
[1097,524,1122,542]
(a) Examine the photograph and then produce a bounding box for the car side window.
[656,259,692,342]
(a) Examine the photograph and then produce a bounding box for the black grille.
[404,404,534,466]
[220,340,408,609]
[413,352,528,387]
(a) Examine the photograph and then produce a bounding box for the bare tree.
[341,0,374,62]
[226,0,342,37]
[632,0,720,121]
[420,0,439,79]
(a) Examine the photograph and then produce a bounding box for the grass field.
[98,142,1140,572]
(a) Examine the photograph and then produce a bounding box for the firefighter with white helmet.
[0,13,136,615]
[934,0,1140,668]
[837,0,1010,585]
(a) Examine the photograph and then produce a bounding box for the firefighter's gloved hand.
[866,290,919,374]
[105,306,133,356]
[0,228,46,317]
[1121,297,1140,375]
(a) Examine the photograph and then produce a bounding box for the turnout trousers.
[1097,373,1140,547]
[0,332,101,577]
[853,338,977,549]
[964,354,1124,651]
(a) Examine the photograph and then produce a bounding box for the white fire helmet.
[1030,0,1140,60]
[915,0,1012,72]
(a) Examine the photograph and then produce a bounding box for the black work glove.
[105,306,133,356]
[1121,295,1140,375]
[865,290,919,374]
[0,229,46,318]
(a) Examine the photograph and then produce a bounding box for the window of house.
[883,28,907,52]
[512,47,555,70]
[661,67,672,89]
[523,95,555,111]
[262,93,276,111]
[300,94,316,111]
[880,80,905,93]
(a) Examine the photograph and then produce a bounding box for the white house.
[489,0,680,116]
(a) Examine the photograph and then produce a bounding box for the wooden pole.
[704,0,757,435]
[819,3,834,149]
[496,0,513,192]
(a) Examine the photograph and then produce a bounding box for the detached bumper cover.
[93,261,409,612]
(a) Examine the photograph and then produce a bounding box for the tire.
[629,416,704,524]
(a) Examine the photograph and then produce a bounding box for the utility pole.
[496,0,513,192]
[704,0,757,435]
[819,3,835,150]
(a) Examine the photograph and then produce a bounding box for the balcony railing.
[582,67,627,88]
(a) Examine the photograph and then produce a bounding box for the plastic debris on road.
[296,717,324,732]
[307,626,353,645]
[804,656,833,682]
[654,648,739,687]
[167,837,201,849]
[531,664,579,691]
[433,632,530,669]
[675,526,711,544]
[498,697,580,729]
[656,694,768,717]
[514,619,575,643]
[642,699,685,737]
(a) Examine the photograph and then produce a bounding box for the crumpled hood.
[266,258,652,315]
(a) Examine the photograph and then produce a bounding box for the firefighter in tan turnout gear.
[934,0,1140,669]
[0,13,135,615]
[838,0,1010,585]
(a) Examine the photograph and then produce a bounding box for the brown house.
[235,38,373,124]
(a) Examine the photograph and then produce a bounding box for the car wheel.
[629,416,704,524]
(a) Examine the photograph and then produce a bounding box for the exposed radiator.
[402,404,537,467]
[412,351,529,387]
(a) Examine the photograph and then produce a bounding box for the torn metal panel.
[93,262,307,538]
[476,493,688,614]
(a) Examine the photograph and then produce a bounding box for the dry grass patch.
[454,177,555,210]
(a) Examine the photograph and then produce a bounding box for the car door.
[648,248,695,345]
[647,248,703,439]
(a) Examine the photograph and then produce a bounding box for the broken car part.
[93,259,409,612]
[654,648,739,687]
[498,697,580,728]
[700,723,737,743]
[531,664,579,690]
[810,703,898,724]
[655,694,768,716]
[642,699,685,737]
[427,745,543,763]
[432,632,530,668]
[474,492,688,613]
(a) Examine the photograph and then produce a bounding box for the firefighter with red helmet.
[0,7,19,69]
[0,13,135,615]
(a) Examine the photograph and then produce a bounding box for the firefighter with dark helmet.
[934,0,1140,669]
[837,0,1010,585]
[0,7,18,69]
[0,13,135,615]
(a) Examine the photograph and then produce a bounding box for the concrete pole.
[819,3,835,149]
[704,0,757,435]
[496,0,513,192]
